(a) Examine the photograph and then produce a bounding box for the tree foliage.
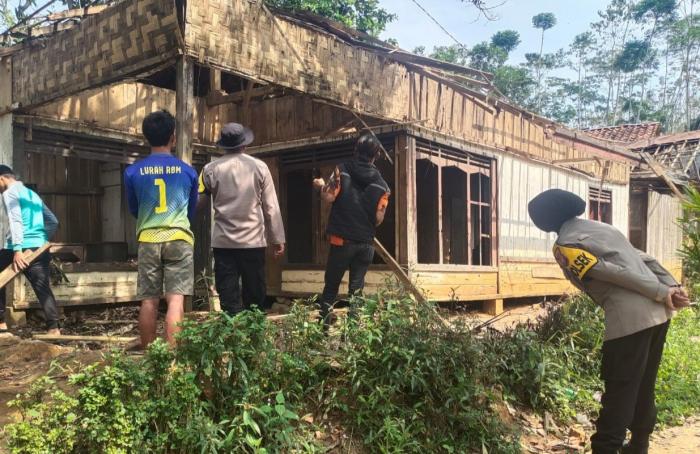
[420,0,700,131]
[532,12,557,31]
[265,0,395,36]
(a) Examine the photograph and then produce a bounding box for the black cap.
[217,123,254,150]
[528,189,586,233]
[0,165,14,176]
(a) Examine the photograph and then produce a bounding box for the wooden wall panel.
[23,152,102,244]
[646,191,683,276]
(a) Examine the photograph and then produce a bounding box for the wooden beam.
[176,56,195,165]
[0,244,51,290]
[640,151,685,199]
[46,5,109,20]
[206,85,279,107]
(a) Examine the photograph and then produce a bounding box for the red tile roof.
[584,122,661,144]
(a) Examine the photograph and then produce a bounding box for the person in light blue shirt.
[0,165,60,335]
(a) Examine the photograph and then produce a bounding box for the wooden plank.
[33,334,137,344]
[0,244,51,290]
[373,237,426,304]
[176,57,195,165]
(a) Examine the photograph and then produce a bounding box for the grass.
[656,307,700,425]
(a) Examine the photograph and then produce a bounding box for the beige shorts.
[137,241,194,298]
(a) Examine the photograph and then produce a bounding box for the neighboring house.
[586,123,688,279]
[0,0,640,318]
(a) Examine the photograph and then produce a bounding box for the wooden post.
[176,56,194,165]
[176,56,194,311]
[483,298,503,316]
[395,134,417,271]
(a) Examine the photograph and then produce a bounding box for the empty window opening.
[589,188,613,225]
[442,166,468,265]
[416,159,440,264]
[629,189,648,251]
[285,169,314,263]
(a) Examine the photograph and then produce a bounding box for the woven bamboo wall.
[184,0,410,121]
[12,0,180,108]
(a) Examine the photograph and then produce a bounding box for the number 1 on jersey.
[154,178,167,214]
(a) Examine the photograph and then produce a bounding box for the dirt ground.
[1,302,698,453]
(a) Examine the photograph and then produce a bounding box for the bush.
[334,294,520,453]
[484,296,604,419]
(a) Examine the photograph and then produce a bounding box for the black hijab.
[528,189,586,233]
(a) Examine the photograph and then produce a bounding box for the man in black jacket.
[313,133,390,329]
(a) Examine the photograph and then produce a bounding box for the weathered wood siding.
[647,191,683,278]
[497,154,630,298]
[499,154,629,260]
[281,270,394,295]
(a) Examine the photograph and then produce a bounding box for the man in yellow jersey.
[124,110,198,348]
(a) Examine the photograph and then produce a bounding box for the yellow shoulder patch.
[552,245,598,280]
[198,171,206,194]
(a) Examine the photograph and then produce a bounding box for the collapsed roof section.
[4,0,637,183]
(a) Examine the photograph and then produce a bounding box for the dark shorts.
[137,241,194,298]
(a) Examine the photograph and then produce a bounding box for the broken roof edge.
[628,129,700,150]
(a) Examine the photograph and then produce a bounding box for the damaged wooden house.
[586,122,687,279]
[0,0,642,321]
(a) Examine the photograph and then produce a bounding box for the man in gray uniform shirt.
[198,123,285,315]
[528,189,690,454]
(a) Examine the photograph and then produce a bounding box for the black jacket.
[326,160,389,244]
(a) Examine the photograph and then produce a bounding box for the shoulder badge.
[552,245,598,281]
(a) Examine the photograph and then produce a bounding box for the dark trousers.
[319,242,374,321]
[0,249,59,330]
[213,248,266,316]
[591,321,670,454]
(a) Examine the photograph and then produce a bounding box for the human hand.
[12,251,29,272]
[273,243,285,259]
[665,287,689,311]
[672,287,690,310]
[312,178,325,190]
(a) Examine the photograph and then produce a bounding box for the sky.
[379,0,611,64]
